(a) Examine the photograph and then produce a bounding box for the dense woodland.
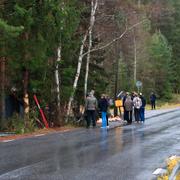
[1,0,180,129]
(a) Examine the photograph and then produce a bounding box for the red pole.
[33,95,49,128]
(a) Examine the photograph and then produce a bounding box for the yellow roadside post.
[115,99,123,117]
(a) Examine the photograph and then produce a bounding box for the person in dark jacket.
[139,93,146,123]
[98,94,109,128]
[6,87,20,118]
[123,92,129,121]
[150,92,156,110]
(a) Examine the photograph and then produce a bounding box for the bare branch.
[82,19,147,57]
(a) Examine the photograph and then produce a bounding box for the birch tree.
[55,45,61,109]
[133,28,137,84]
[66,0,99,121]
[66,16,147,121]
[84,0,98,99]
[66,30,89,121]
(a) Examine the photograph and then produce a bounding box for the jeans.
[140,107,145,122]
[102,111,107,128]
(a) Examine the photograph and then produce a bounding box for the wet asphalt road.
[0,108,180,180]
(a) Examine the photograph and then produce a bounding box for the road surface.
[0,108,180,180]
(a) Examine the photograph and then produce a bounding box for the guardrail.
[153,156,180,179]
[169,162,180,180]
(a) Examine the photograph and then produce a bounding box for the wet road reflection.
[1,109,180,180]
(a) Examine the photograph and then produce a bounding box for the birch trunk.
[84,0,98,99]
[23,68,29,115]
[66,31,88,121]
[138,0,141,8]
[23,32,30,116]
[133,29,137,84]
[55,45,61,109]
[66,0,99,121]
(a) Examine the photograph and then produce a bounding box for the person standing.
[6,87,20,118]
[150,92,156,110]
[139,93,146,123]
[133,94,142,123]
[123,92,129,121]
[98,94,109,128]
[85,91,98,128]
[124,95,133,124]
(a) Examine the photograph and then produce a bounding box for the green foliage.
[2,0,81,102]
[2,0,180,126]
[118,58,133,91]
[115,10,126,28]
[142,17,151,32]
[0,18,23,37]
[0,0,83,125]
[0,113,37,134]
[149,32,172,99]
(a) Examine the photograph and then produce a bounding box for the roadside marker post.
[33,95,49,128]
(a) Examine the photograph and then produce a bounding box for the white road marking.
[34,134,45,137]
[2,139,15,143]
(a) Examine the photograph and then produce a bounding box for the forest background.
[1,0,180,132]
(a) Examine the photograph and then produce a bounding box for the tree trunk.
[55,45,61,109]
[66,30,88,122]
[138,0,141,8]
[84,0,98,99]
[54,45,62,125]
[23,32,30,116]
[133,28,137,85]
[0,57,6,121]
[66,0,99,122]
[23,68,29,115]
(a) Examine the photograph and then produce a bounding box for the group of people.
[85,90,157,128]
[123,91,157,124]
[123,92,146,124]
[85,91,110,128]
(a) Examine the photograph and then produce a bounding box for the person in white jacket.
[133,94,142,123]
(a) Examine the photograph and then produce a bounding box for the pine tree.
[149,32,172,99]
